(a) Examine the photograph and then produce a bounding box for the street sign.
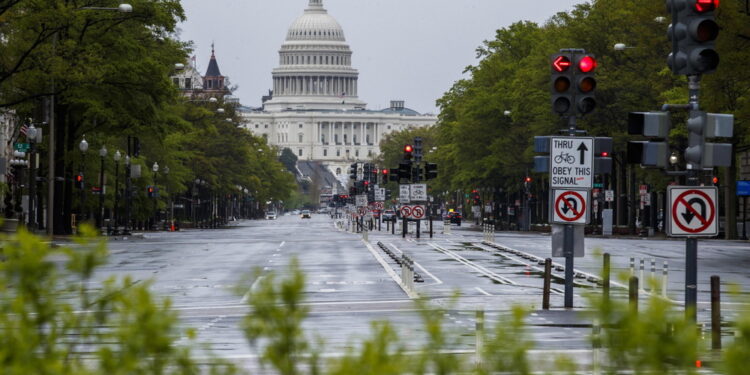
[550,137,594,189]
[370,202,384,210]
[642,193,651,206]
[667,186,718,237]
[737,181,750,197]
[355,194,368,207]
[411,205,426,220]
[356,163,364,180]
[399,185,410,204]
[374,188,385,201]
[604,189,614,202]
[399,205,412,218]
[13,143,30,152]
[551,189,589,225]
[410,184,427,201]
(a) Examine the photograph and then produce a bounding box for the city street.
[86,214,750,371]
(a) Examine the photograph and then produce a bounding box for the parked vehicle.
[381,210,397,222]
[301,210,312,219]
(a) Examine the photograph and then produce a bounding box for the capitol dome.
[286,0,345,42]
[264,0,366,111]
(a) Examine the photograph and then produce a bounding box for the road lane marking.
[388,243,443,286]
[363,240,419,299]
[475,287,492,296]
[240,275,265,304]
[428,243,516,285]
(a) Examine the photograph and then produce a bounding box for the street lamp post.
[152,162,159,230]
[79,137,89,224]
[163,165,171,230]
[113,150,121,234]
[26,123,39,230]
[97,145,107,229]
[124,155,131,235]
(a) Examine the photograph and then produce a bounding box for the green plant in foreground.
[0,226,236,375]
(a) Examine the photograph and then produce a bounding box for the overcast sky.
[177,0,584,114]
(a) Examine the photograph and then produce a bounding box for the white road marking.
[363,240,419,298]
[475,287,492,296]
[389,243,443,286]
[240,275,265,304]
[428,243,516,285]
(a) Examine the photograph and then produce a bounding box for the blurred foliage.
[0,225,237,375]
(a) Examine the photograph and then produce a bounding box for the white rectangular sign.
[356,163,364,181]
[374,188,385,201]
[605,189,614,202]
[410,184,428,201]
[667,186,718,237]
[399,185,410,204]
[550,137,594,189]
[355,194,368,207]
[550,189,590,225]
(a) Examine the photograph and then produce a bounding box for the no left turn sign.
[551,190,589,225]
[667,186,718,237]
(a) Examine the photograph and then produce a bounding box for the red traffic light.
[578,56,597,73]
[524,177,533,183]
[712,176,719,185]
[75,175,83,182]
[382,169,389,175]
[404,145,413,153]
[694,0,718,12]
[552,55,571,72]
[600,151,610,157]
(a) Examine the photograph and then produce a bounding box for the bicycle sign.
[550,137,594,189]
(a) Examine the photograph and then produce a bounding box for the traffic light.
[667,0,720,75]
[550,53,574,115]
[574,54,597,115]
[414,137,423,163]
[388,168,399,182]
[75,173,84,189]
[398,161,411,182]
[380,168,388,184]
[412,165,423,182]
[147,185,155,198]
[349,163,357,180]
[472,190,481,205]
[684,110,734,169]
[594,137,613,174]
[711,176,719,186]
[627,112,670,168]
[424,163,438,180]
[403,144,414,161]
[363,163,372,183]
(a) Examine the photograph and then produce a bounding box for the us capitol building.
[241,0,436,178]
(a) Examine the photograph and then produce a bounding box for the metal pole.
[27,144,36,230]
[603,253,610,303]
[97,156,104,229]
[113,161,119,234]
[686,237,698,321]
[543,258,552,310]
[662,261,669,297]
[124,137,132,235]
[629,276,639,314]
[564,224,574,308]
[711,275,721,350]
[743,197,747,240]
[46,34,56,236]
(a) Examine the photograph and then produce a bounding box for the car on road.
[447,211,462,226]
[381,209,397,222]
[301,210,312,219]
[265,211,277,220]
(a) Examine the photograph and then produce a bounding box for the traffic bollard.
[592,319,601,375]
[475,308,484,367]
[639,258,644,291]
[650,258,656,292]
[543,258,552,310]
[629,257,635,276]
[662,261,669,297]
[603,253,610,304]
[711,275,721,350]
[629,276,639,314]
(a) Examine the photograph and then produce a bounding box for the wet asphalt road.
[91,214,749,371]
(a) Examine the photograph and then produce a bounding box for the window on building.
[353,135,358,144]
[323,149,328,157]
[334,134,339,144]
[366,135,371,144]
[343,134,348,144]
[255,124,259,129]
[185,78,191,88]
[207,80,212,89]
[368,150,373,157]
[336,168,341,175]
[336,149,340,157]
[355,150,359,157]
[298,133,303,143]
[298,149,303,156]
[299,124,303,128]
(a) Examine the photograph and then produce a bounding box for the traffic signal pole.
[685,74,702,322]
[563,115,577,309]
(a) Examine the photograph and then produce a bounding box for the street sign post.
[551,224,584,257]
[550,137,594,189]
[399,185,410,204]
[355,194,368,208]
[667,186,718,237]
[551,189,590,225]
[604,189,614,202]
[374,188,386,201]
[14,143,30,152]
